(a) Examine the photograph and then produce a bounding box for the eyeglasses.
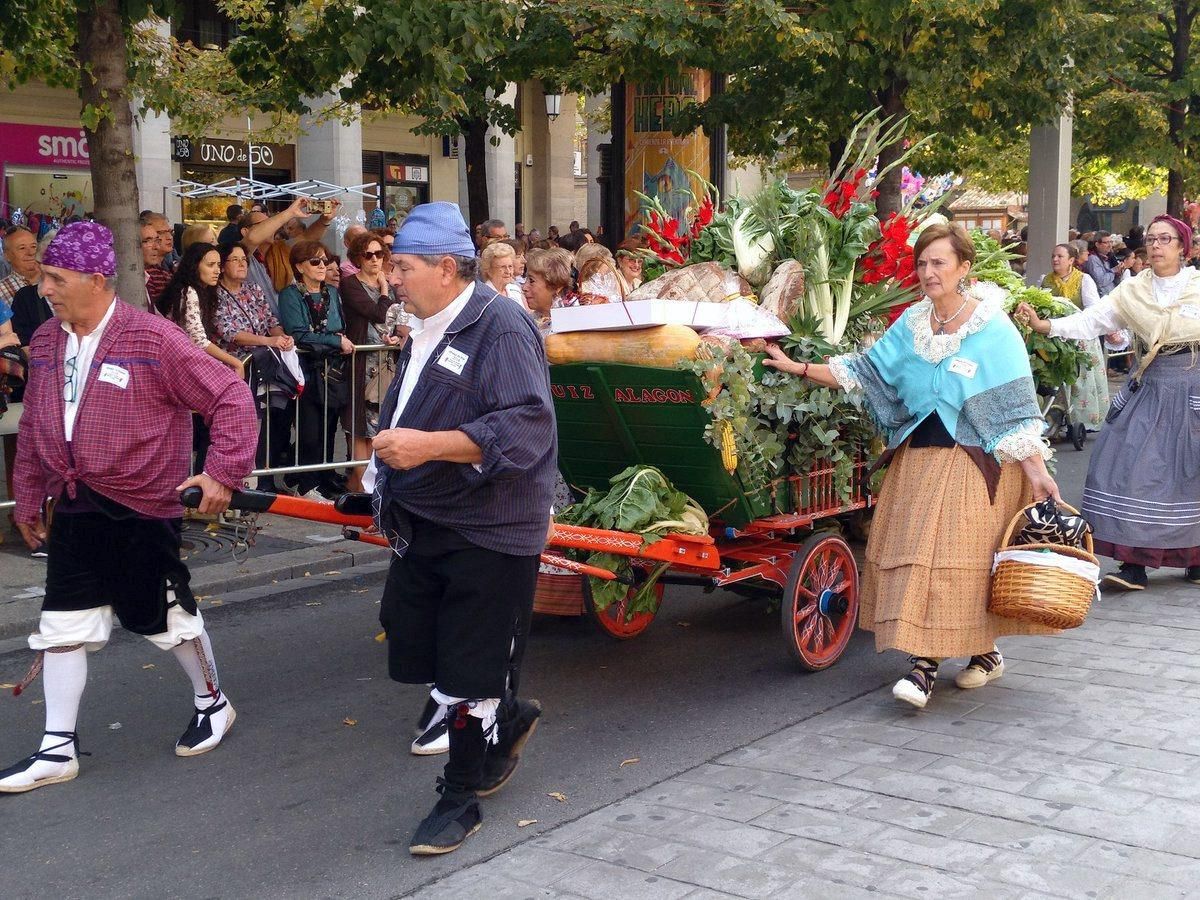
[1144,234,1178,246]
[64,355,78,403]
[360,250,387,260]
[305,257,329,266]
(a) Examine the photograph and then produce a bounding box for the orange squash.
[546,325,701,368]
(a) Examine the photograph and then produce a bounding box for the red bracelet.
[801,362,810,378]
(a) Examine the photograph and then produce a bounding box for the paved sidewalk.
[413,573,1200,899]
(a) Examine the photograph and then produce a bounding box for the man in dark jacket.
[362,202,556,855]
[10,282,52,347]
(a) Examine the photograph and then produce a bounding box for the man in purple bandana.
[1,221,257,794]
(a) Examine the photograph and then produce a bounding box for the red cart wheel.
[782,532,859,670]
[585,580,664,640]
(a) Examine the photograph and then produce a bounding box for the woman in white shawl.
[1018,215,1200,591]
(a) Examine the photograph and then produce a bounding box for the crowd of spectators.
[0,201,647,535]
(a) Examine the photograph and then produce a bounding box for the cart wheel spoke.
[813,615,831,651]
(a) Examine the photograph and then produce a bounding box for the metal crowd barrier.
[244,342,401,485]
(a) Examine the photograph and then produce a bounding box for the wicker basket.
[988,502,1098,630]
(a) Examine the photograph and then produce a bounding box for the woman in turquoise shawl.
[765,224,1061,709]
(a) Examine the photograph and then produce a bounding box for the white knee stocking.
[171,630,221,706]
[42,647,88,744]
[1,647,91,787]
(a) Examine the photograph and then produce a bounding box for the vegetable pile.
[646,113,940,498]
[969,232,1092,393]
[558,466,708,618]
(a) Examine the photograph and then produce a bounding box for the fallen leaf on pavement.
[142,664,156,670]
[343,718,358,727]
[547,791,567,802]
[351,589,369,594]
[517,819,538,828]
[620,758,640,767]
[208,599,223,606]
[375,632,387,643]
[109,722,122,730]
[0,683,16,690]
[303,571,311,577]
[675,621,691,628]
[323,570,342,576]
[306,602,322,607]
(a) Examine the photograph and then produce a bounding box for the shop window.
[175,0,236,49]
[5,167,93,222]
[178,168,291,229]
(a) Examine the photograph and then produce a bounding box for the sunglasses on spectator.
[360,250,387,260]
[1144,234,1178,246]
[305,257,329,266]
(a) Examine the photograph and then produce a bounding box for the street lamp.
[544,89,563,122]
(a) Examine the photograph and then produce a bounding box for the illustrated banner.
[624,71,711,236]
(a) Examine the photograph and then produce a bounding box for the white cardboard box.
[550,299,731,333]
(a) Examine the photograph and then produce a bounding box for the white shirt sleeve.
[1080,274,1101,309]
[1047,294,1128,341]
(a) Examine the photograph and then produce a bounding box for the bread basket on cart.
[989,501,1099,630]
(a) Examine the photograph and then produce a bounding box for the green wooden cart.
[545,362,872,671]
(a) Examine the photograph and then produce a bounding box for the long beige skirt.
[861,445,1059,658]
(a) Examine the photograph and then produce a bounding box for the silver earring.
[956,277,968,295]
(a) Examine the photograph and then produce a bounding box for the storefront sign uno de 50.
[0,123,93,168]
[171,136,295,170]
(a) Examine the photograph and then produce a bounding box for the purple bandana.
[1151,214,1193,257]
[42,221,117,277]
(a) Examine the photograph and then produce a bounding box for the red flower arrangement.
[821,167,869,218]
[860,213,916,287]
[858,212,921,325]
[642,194,716,267]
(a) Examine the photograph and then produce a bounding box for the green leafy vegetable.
[969,232,1092,394]
[559,466,708,618]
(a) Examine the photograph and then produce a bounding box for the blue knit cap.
[392,202,476,257]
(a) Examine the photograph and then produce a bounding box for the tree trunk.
[874,77,909,218]
[1165,2,1196,217]
[827,137,848,176]
[1168,168,1186,219]
[461,116,491,230]
[78,0,142,305]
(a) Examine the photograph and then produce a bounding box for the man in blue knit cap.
[361,202,556,855]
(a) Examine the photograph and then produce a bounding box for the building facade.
[0,78,589,241]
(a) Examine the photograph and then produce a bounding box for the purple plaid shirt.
[14,298,257,523]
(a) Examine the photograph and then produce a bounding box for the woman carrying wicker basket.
[1018,215,1200,592]
[765,223,1061,709]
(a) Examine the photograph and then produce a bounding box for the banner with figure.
[624,71,711,236]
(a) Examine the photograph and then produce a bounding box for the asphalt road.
[0,439,1094,900]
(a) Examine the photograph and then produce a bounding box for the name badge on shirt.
[98,363,129,389]
[437,346,469,376]
[1180,304,1200,321]
[948,357,978,379]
